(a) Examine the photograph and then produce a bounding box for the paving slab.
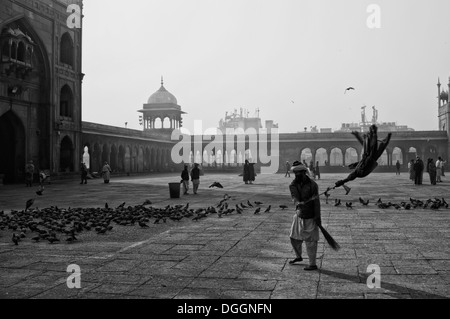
[0,172,449,299]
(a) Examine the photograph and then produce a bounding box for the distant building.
[218,108,278,133]
[335,106,414,133]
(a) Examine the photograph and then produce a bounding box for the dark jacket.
[181,169,189,181]
[243,163,255,182]
[289,177,321,220]
[190,167,200,180]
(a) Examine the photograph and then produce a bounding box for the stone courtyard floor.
[0,171,449,300]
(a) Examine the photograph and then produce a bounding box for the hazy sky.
[81,0,450,133]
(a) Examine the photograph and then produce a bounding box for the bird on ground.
[254,207,261,215]
[345,202,353,209]
[105,203,109,209]
[344,87,355,94]
[209,182,224,189]
[254,201,263,206]
[235,205,243,214]
[240,203,248,209]
[12,233,20,245]
[142,199,152,206]
[359,197,370,206]
[264,205,271,213]
[247,201,254,207]
[334,199,341,207]
[36,188,44,196]
[48,236,60,244]
[26,199,34,211]
[117,202,126,209]
[376,198,383,205]
[279,205,288,210]
[138,221,149,228]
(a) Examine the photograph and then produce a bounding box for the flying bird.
[209,182,224,189]
[344,87,355,94]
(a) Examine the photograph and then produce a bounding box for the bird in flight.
[344,87,355,94]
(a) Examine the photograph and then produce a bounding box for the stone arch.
[60,84,74,118]
[315,148,327,166]
[345,147,358,166]
[110,144,118,171]
[392,147,403,165]
[101,143,109,165]
[377,150,388,166]
[300,148,313,164]
[137,146,144,172]
[92,143,102,173]
[144,147,151,171]
[60,32,74,67]
[118,145,125,172]
[124,146,131,173]
[60,135,74,172]
[0,110,26,183]
[154,118,162,129]
[330,148,343,166]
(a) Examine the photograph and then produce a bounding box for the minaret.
[438,77,441,108]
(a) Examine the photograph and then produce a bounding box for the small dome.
[147,82,178,105]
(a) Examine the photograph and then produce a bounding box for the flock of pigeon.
[332,197,449,210]
[0,193,291,246]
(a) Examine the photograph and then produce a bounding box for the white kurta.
[289,212,319,241]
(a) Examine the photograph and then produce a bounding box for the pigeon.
[26,199,34,211]
[48,237,60,244]
[240,203,248,209]
[12,233,20,245]
[345,202,353,209]
[138,221,149,228]
[247,201,254,207]
[209,182,223,189]
[117,202,126,209]
[279,205,288,210]
[254,201,263,206]
[359,197,369,206]
[264,205,271,213]
[344,87,355,94]
[105,202,109,209]
[142,199,152,206]
[36,188,44,196]
[334,199,341,207]
[253,207,261,215]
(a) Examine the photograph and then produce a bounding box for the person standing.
[102,161,112,184]
[80,162,88,184]
[414,156,424,185]
[288,164,321,271]
[285,161,291,178]
[315,161,320,180]
[408,159,415,182]
[25,160,35,187]
[190,163,200,194]
[436,157,443,182]
[395,160,401,175]
[243,160,255,184]
[428,158,437,185]
[181,165,190,195]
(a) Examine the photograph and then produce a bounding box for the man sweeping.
[288,163,321,271]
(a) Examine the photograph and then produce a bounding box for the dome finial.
[161,76,164,86]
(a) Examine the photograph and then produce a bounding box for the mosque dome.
[147,79,178,105]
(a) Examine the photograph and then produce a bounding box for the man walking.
[181,165,190,195]
[436,157,443,182]
[285,161,291,178]
[288,164,321,271]
[190,163,200,194]
[395,160,401,175]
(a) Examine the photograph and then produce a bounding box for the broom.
[318,224,341,251]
